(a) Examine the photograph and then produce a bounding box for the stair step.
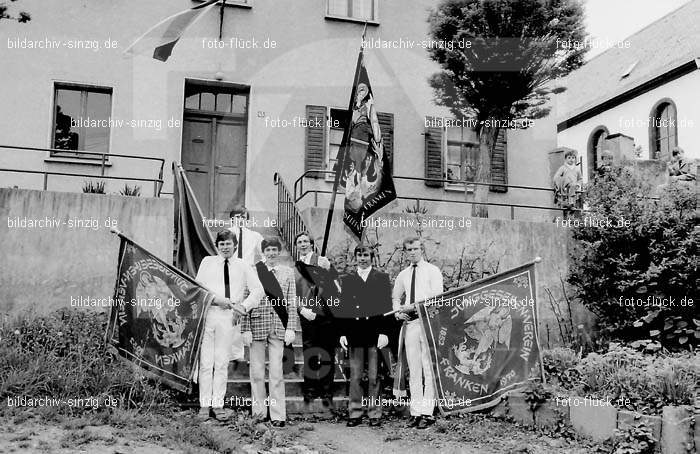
[226,378,348,399]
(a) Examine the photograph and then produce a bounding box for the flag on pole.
[106,232,214,392]
[124,0,219,62]
[395,260,544,414]
[335,49,396,240]
[173,162,217,277]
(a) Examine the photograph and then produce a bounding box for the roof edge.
[557,58,699,133]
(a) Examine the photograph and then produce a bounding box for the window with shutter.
[424,117,444,187]
[305,105,327,178]
[316,106,393,181]
[489,129,508,193]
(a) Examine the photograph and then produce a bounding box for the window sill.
[445,183,474,193]
[45,157,113,167]
[325,15,380,26]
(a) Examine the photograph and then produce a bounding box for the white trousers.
[199,307,234,409]
[249,337,286,421]
[405,319,435,416]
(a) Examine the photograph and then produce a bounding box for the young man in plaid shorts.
[242,237,298,427]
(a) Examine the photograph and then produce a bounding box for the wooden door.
[181,83,249,220]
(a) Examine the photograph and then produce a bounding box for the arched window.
[587,126,608,180]
[649,99,677,161]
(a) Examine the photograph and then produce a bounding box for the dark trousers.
[300,317,337,399]
[348,345,382,419]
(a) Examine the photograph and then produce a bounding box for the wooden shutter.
[490,129,508,193]
[377,112,394,172]
[424,117,444,187]
[305,105,326,178]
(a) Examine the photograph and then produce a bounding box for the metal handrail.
[293,169,556,203]
[293,169,562,220]
[0,144,165,196]
[0,168,165,197]
[273,172,318,260]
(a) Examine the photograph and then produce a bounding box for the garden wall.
[0,188,173,314]
[301,207,590,346]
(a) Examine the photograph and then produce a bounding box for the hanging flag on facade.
[106,230,213,392]
[124,0,219,62]
[412,260,544,414]
[173,162,217,277]
[335,49,396,240]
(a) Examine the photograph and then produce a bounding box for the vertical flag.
[107,233,214,392]
[415,261,544,414]
[173,162,217,277]
[335,50,396,239]
[124,0,220,62]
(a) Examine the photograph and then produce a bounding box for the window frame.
[443,122,479,193]
[324,106,350,182]
[325,0,380,24]
[648,98,677,161]
[50,82,114,159]
[586,126,609,181]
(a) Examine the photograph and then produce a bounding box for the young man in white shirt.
[196,229,264,421]
[392,236,443,429]
[227,206,264,267]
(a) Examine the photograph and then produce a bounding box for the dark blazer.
[339,268,392,347]
[295,253,340,319]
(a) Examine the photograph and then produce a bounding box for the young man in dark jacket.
[339,245,392,427]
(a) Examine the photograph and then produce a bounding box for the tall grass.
[0,308,176,417]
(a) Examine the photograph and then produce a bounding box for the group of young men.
[195,206,444,429]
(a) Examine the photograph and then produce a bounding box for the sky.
[583,0,692,58]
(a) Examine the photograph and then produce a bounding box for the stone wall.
[0,188,173,314]
[300,207,592,347]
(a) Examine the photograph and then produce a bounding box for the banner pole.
[320,25,368,256]
[382,256,543,316]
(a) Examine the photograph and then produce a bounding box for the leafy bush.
[568,167,699,347]
[567,343,699,415]
[612,422,657,454]
[0,308,177,416]
[542,347,582,390]
[82,180,106,194]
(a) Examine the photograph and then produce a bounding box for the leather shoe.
[270,420,285,428]
[346,418,361,427]
[368,418,381,427]
[417,416,435,429]
[406,416,421,428]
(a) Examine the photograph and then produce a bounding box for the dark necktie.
[410,264,417,304]
[224,258,230,298]
[238,227,243,259]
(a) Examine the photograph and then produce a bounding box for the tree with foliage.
[568,167,699,349]
[427,0,586,216]
[0,0,31,22]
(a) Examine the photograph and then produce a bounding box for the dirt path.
[0,412,601,454]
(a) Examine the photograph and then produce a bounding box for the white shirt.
[392,259,443,311]
[299,251,314,265]
[227,225,263,266]
[357,266,372,282]
[195,254,264,312]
